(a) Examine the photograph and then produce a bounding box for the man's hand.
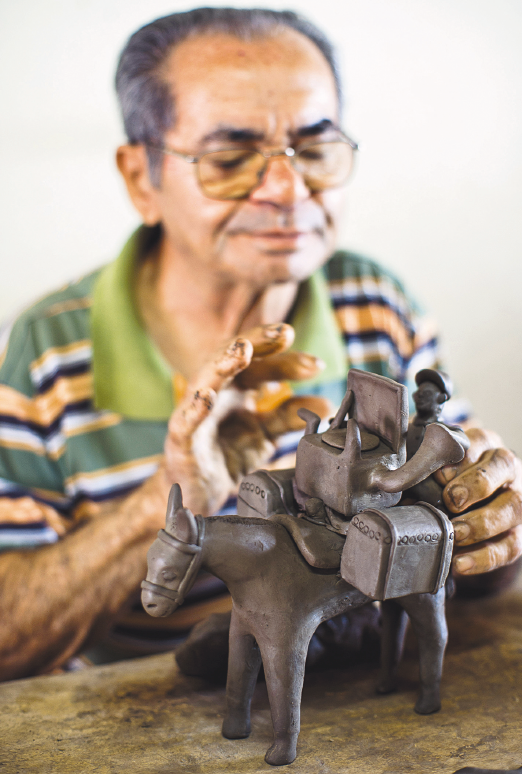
[164,323,330,517]
[433,428,522,575]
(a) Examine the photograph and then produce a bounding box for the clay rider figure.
[405,369,468,511]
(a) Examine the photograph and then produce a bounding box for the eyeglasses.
[149,134,358,200]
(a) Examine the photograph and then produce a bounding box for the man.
[0,8,521,681]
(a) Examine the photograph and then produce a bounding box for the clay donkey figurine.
[142,370,468,766]
[143,484,450,767]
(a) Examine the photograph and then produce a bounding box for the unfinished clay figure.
[142,369,468,766]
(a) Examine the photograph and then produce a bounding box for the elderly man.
[0,8,521,681]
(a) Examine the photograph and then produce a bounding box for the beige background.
[1,0,521,450]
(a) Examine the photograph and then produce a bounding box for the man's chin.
[222,239,331,286]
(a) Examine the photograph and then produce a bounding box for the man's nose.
[249,155,310,206]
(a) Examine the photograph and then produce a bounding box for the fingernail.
[297,354,325,370]
[264,324,284,339]
[449,484,468,509]
[439,465,456,484]
[453,555,475,573]
[227,340,246,355]
[453,521,471,542]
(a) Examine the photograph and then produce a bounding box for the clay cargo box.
[341,503,454,600]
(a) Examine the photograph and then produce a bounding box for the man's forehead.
[167,27,333,77]
[163,28,339,142]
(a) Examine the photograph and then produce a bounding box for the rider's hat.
[414,369,453,401]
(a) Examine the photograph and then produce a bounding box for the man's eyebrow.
[295,119,337,138]
[200,126,265,145]
[199,119,338,146]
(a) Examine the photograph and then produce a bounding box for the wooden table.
[2,586,522,774]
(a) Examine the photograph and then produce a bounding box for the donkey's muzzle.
[141,580,181,617]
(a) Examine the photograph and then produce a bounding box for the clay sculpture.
[405,369,469,510]
[142,369,469,766]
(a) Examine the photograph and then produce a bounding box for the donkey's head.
[141,484,203,618]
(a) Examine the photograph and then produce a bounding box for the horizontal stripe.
[406,338,441,373]
[64,455,162,498]
[0,425,46,455]
[42,297,92,319]
[331,291,415,333]
[64,411,122,438]
[36,362,91,397]
[0,400,120,442]
[30,340,92,392]
[0,524,59,548]
[335,304,416,360]
[0,479,70,508]
[0,374,93,428]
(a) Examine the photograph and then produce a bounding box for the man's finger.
[434,427,504,485]
[242,323,295,357]
[236,351,325,389]
[196,337,254,393]
[452,525,522,575]
[260,395,332,438]
[443,447,519,513]
[168,388,216,450]
[452,489,522,545]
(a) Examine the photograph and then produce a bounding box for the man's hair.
[115,7,342,186]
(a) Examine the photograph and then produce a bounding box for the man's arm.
[0,472,169,681]
[0,323,330,680]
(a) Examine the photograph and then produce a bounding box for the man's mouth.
[235,230,314,252]
[248,230,305,238]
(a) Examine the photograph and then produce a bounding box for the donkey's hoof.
[265,740,297,766]
[376,678,397,695]
[222,715,250,739]
[414,691,441,715]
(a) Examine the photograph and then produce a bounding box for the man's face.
[152,28,346,287]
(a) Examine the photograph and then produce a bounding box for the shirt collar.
[91,226,346,420]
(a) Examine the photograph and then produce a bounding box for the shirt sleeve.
[0,314,73,550]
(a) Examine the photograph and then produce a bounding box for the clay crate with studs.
[341,503,454,600]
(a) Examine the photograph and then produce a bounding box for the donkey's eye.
[162,570,177,582]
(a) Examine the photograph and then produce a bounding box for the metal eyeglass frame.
[148,132,359,197]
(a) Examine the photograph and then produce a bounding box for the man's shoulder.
[0,267,102,394]
[323,249,421,315]
[10,268,101,325]
[324,249,408,290]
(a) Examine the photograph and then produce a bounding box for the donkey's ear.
[165,484,198,544]
[166,483,183,519]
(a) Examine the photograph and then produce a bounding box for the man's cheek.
[318,189,346,233]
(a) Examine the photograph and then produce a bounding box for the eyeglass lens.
[197,142,354,200]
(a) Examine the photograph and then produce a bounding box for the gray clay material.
[142,369,469,766]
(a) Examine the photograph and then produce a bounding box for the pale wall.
[1,0,521,449]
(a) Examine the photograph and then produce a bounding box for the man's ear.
[116,144,162,226]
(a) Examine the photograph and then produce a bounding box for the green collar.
[91,226,347,420]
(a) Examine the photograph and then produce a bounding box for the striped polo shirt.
[0,226,443,654]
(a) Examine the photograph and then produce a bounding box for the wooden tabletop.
[1,585,522,774]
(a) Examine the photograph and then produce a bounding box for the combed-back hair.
[115,7,342,185]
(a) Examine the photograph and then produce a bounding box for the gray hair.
[115,7,342,186]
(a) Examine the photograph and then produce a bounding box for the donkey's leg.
[257,624,312,766]
[377,599,409,695]
[222,610,262,740]
[400,588,447,715]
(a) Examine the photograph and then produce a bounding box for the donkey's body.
[143,495,447,766]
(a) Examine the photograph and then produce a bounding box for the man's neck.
[135,237,299,380]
